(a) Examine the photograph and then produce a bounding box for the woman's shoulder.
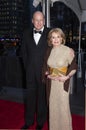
[63,45,74,52]
[62,45,75,57]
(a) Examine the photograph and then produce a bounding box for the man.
[21,11,50,130]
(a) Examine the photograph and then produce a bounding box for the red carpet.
[0,99,85,130]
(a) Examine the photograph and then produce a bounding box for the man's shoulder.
[23,28,32,34]
[44,27,51,31]
[23,28,33,38]
[43,27,51,35]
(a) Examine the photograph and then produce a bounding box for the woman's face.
[51,32,62,47]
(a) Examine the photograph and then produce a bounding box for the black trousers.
[24,78,47,126]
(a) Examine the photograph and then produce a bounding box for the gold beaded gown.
[47,44,73,130]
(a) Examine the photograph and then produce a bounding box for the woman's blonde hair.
[47,28,66,46]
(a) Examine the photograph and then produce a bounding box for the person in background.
[42,28,77,130]
[21,11,50,130]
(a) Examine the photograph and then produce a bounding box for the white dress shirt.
[33,27,44,45]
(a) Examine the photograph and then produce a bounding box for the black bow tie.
[34,30,42,34]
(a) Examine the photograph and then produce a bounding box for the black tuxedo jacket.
[21,27,50,84]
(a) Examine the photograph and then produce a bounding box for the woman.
[42,28,77,130]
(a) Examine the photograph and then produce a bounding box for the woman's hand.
[47,75,59,80]
[57,75,69,82]
[47,74,69,82]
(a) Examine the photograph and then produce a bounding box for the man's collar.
[33,26,44,32]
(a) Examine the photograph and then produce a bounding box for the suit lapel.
[31,30,38,46]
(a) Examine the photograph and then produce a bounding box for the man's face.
[32,12,45,31]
